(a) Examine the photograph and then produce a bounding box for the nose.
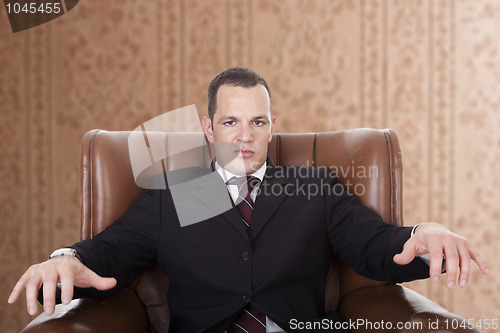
[238,124,254,143]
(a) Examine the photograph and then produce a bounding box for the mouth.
[236,148,255,158]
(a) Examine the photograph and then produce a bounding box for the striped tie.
[226,176,266,332]
[227,176,261,231]
[228,308,266,333]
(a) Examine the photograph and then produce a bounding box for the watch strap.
[49,248,83,263]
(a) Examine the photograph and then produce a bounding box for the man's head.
[207,67,272,123]
[202,67,275,175]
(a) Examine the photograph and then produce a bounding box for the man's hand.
[393,222,489,288]
[7,256,117,316]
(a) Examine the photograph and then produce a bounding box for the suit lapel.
[248,166,288,240]
[192,160,287,242]
[192,170,249,242]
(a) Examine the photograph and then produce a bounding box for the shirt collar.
[215,161,267,184]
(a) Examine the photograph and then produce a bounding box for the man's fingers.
[76,267,116,291]
[42,272,58,315]
[8,274,27,304]
[427,236,444,282]
[457,244,471,288]
[393,238,417,265]
[96,277,117,290]
[25,277,42,316]
[8,257,118,316]
[443,244,459,289]
[59,273,75,305]
[468,244,490,276]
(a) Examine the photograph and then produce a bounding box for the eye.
[253,120,265,126]
[223,120,236,126]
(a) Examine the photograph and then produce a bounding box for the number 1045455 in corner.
[5,2,62,15]
[435,318,498,331]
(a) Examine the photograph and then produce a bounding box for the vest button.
[241,252,250,261]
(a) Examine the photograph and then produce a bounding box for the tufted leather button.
[241,252,250,261]
[242,295,250,303]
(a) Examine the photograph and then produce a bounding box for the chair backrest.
[80,128,404,332]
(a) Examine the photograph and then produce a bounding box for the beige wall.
[1,0,499,331]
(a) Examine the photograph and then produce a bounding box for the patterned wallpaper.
[1,0,499,331]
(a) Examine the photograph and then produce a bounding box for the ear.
[268,116,276,142]
[201,116,215,143]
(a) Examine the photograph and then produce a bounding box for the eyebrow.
[217,114,269,122]
[218,116,239,123]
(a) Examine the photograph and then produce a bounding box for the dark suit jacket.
[70,165,429,332]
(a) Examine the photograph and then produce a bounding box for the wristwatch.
[410,224,420,237]
[49,248,83,263]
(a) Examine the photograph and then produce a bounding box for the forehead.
[215,84,271,118]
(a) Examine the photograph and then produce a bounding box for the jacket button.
[241,252,250,261]
[242,295,250,303]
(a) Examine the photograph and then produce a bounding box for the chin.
[222,156,265,175]
[243,159,265,173]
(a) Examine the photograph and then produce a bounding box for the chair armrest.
[339,285,480,333]
[21,289,150,333]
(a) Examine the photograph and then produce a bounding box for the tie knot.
[227,176,261,193]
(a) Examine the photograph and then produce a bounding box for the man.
[9,67,489,332]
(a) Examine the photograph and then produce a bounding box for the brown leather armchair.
[21,128,478,333]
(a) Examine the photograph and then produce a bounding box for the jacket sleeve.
[324,175,429,283]
[69,188,165,298]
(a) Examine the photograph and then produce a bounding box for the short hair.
[207,67,272,122]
